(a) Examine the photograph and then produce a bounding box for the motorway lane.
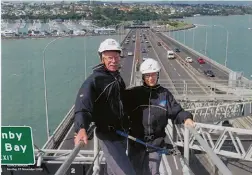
[121,29,142,87]
[139,32,178,95]
[120,29,137,87]
[157,32,229,81]
[146,33,186,94]
[148,30,207,95]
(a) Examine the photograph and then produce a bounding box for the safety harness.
[115,129,180,156]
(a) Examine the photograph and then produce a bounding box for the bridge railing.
[167,122,252,162]
[186,101,252,123]
[36,121,252,174]
[48,124,234,175]
[131,79,252,100]
[183,125,233,175]
[159,79,252,91]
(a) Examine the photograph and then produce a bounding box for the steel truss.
[187,101,252,123]
[170,123,252,161]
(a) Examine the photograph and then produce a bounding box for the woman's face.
[143,72,158,87]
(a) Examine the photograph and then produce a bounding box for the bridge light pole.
[192,28,195,49]
[183,30,186,44]
[213,25,229,67]
[204,27,208,55]
[42,37,61,139]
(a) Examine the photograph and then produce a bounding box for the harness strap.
[115,130,180,155]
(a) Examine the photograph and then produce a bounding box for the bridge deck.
[56,29,252,175]
[57,29,188,175]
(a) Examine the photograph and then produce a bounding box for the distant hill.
[98,1,252,6]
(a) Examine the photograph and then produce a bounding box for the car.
[167,50,175,59]
[143,57,152,61]
[185,57,193,63]
[120,52,124,58]
[128,52,133,56]
[147,45,152,48]
[157,42,161,46]
[204,70,215,77]
[197,57,205,64]
[175,48,180,52]
[142,48,147,53]
[145,40,149,43]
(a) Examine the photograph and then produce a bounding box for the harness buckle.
[108,125,115,131]
[170,148,181,156]
[144,135,155,142]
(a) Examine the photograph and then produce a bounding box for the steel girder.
[169,123,252,161]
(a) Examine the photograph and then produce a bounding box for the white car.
[128,52,133,56]
[185,57,193,63]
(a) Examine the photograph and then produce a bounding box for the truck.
[167,50,175,59]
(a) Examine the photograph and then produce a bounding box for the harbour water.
[167,14,252,78]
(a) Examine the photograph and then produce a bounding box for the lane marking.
[130,31,137,87]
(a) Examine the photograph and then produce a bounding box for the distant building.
[94,27,116,34]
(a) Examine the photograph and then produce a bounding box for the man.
[124,58,194,175]
[74,38,136,175]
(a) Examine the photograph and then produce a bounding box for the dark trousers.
[128,146,161,175]
[99,139,136,175]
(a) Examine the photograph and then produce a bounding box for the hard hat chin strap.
[98,52,102,61]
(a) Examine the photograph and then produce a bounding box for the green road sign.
[1,126,35,165]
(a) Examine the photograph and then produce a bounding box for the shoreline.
[153,24,196,32]
[1,32,127,40]
[1,24,196,40]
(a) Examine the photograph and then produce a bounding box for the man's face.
[101,51,120,72]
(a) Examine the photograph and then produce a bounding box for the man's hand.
[184,118,195,127]
[74,128,88,146]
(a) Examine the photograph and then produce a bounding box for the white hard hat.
[98,38,121,53]
[140,58,161,74]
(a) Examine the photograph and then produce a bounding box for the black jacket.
[124,84,193,149]
[74,64,126,140]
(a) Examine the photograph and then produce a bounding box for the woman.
[124,58,194,175]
